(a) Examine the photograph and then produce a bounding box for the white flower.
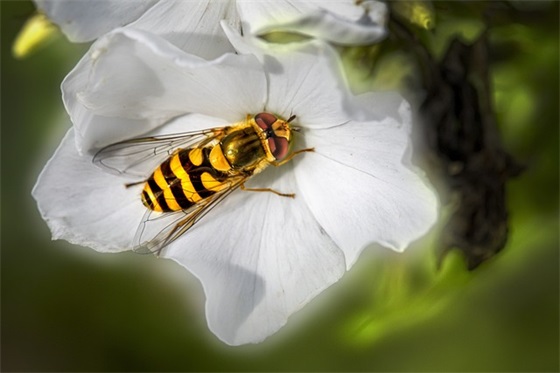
[34,0,387,59]
[33,28,438,345]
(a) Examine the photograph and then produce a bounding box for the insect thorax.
[220,127,266,170]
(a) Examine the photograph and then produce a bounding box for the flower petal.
[129,0,239,59]
[262,41,358,129]
[62,28,266,153]
[32,128,144,252]
[163,165,345,345]
[317,0,386,24]
[237,0,386,45]
[295,98,438,268]
[222,24,374,128]
[236,0,313,32]
[34,0,158,42]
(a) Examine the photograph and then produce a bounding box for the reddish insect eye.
[255,112,277,130]
[268,137,289,160]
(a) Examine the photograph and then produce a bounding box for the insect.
[93,113,313,255]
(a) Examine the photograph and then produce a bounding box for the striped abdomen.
[141,147,229,212]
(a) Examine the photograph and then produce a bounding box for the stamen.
[12,12,59,59]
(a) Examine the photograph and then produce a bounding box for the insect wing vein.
[133,176,247,255]
[93,127,225,177]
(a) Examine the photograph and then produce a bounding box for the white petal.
[316,0,387,26]
[34,0,158,42]
[151,112,230,136]
[294,99,438,268]
[32,129,145,252]
[237,0,386,45]
[163,165,345,345]
[262,41,358,129]
[236,0,313,33]
[354,91,413,125]
[129,0,239,59]
[223,22,369,128]
[62,28,266,153]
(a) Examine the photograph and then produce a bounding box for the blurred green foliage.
[1,1,558,371]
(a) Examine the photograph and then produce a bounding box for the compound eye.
[268,137,289,160]
[255,112,277,130]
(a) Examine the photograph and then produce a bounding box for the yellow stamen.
[12,12,60,59]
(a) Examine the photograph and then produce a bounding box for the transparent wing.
[93,127,227,177]
[133,176,247,256]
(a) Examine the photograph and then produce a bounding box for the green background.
[2,1,558,371]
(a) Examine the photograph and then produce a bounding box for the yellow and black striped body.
[141,113,294,213]
[141,146,228,212]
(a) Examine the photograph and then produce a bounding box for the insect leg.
[243,148,315,198]
[124,180,145,188]
[271,148,315,167]
[240,183,295,198]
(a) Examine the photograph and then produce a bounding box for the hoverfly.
[93,113,313,255]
